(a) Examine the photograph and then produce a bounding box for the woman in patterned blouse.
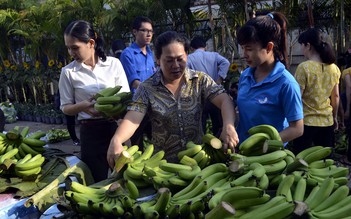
[293,28,341,154]
[107,31,239,166]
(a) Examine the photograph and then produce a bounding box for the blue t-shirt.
[120,43,156,93]
[237,61,303,143]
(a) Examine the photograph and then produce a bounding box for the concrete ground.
[4,120,81,158]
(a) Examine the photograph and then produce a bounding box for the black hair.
[190,36,207,49]
[132,16,153,30]
[298,28,336,64]
[237,12,288,67]
[64,20,107,61]
[154,31,190,59]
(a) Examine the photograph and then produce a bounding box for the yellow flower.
[229,63,238,72]
[0,66,2,71]
[3,60,10,68]
[35,61,40,69]
[57,62,63,68]
[23,62,30,70]
[10,65,17,71]
[48,59,55,67]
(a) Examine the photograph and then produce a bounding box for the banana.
[178,165,201,181]
[15,166,41,177]
[19,142,39,156]
[16,153,32,165]
[250,200,295,219]
[28,131,46,139]
[0,147,18,163]
[152,187,171,214]
[220,186,264,205]
[168,175,189,187]
[198,152,210,168]
[303,184,320,204]
[126,145,140,156]
[192,149,206,164]
[262,139,284,153]
[239,132,270,155]
[15,154,45,171]
[303,147,332,164]
[124,164,144,179]
[239,195,287,219]
[143,150,165,168]
[308,166,349,178]
[285,158,308,173]
[311,200,351,219]
[305,177,335,210]
[240,150,287,165]
[248,124,281,141]
[69,181,107,198]
[231,193,271,210]
[177,144,203,161]
[171,180,208,201]
[276,174,295,199]
[159,162,192,173]
[22,137,46,147]
[20,126,30,138]
[197,163,228,179]
[179,155,198,166]
[230,170,254,187]
[269,174,286,188]
[311,194,351,215]
[313,185,350,212]
[132,144,154,164]
[295,145,324,159]
[293,177,307,202]
[124,179,139,199]
[263,159,287,175]
[309,159,335,169]
[248,162,266,178]
[172,175,203,199]
[257,173,269,190]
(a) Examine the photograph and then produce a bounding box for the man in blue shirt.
[187,36,230,136]
[120,16,156,93]
[120,16,156,148]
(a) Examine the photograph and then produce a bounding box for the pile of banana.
[62,124,351,218]
[0,126,47,178]
[64,180,139,217]
[177,133,227,169]
[93,85,132,118]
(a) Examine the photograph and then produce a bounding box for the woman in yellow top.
[293,28,341,154]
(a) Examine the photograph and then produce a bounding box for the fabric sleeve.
[114,58,131,93]
[128,83,149,114]
[216,53,230,79]
[281,80,304,122]
[58,68,75,109]
[294,64,306,91]
[200,72,226,101]
[120,49,140,86]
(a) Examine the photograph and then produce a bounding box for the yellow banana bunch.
[14,153,45,178]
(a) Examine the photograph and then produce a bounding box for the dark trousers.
[65,115,78,141]
[80,120,117,182]
[202,102,222,137]
[292,125,334,155]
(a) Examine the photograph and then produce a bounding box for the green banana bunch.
[94,85,132,118]
[14,153,45,178]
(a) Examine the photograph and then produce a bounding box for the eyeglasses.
[138,29,154,34]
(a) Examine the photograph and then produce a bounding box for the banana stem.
[205,201,235,218]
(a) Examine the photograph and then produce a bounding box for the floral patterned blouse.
[295,60,341,126]
[128,68,225,162]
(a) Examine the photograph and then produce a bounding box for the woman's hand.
[107,136,125,169]
[220,124,239,153]
[82,99,101,117]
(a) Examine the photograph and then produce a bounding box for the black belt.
[79,118,115,125]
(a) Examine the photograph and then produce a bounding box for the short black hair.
[190,36,206,49]
[132,16,153,30]
[155,31,190,59]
